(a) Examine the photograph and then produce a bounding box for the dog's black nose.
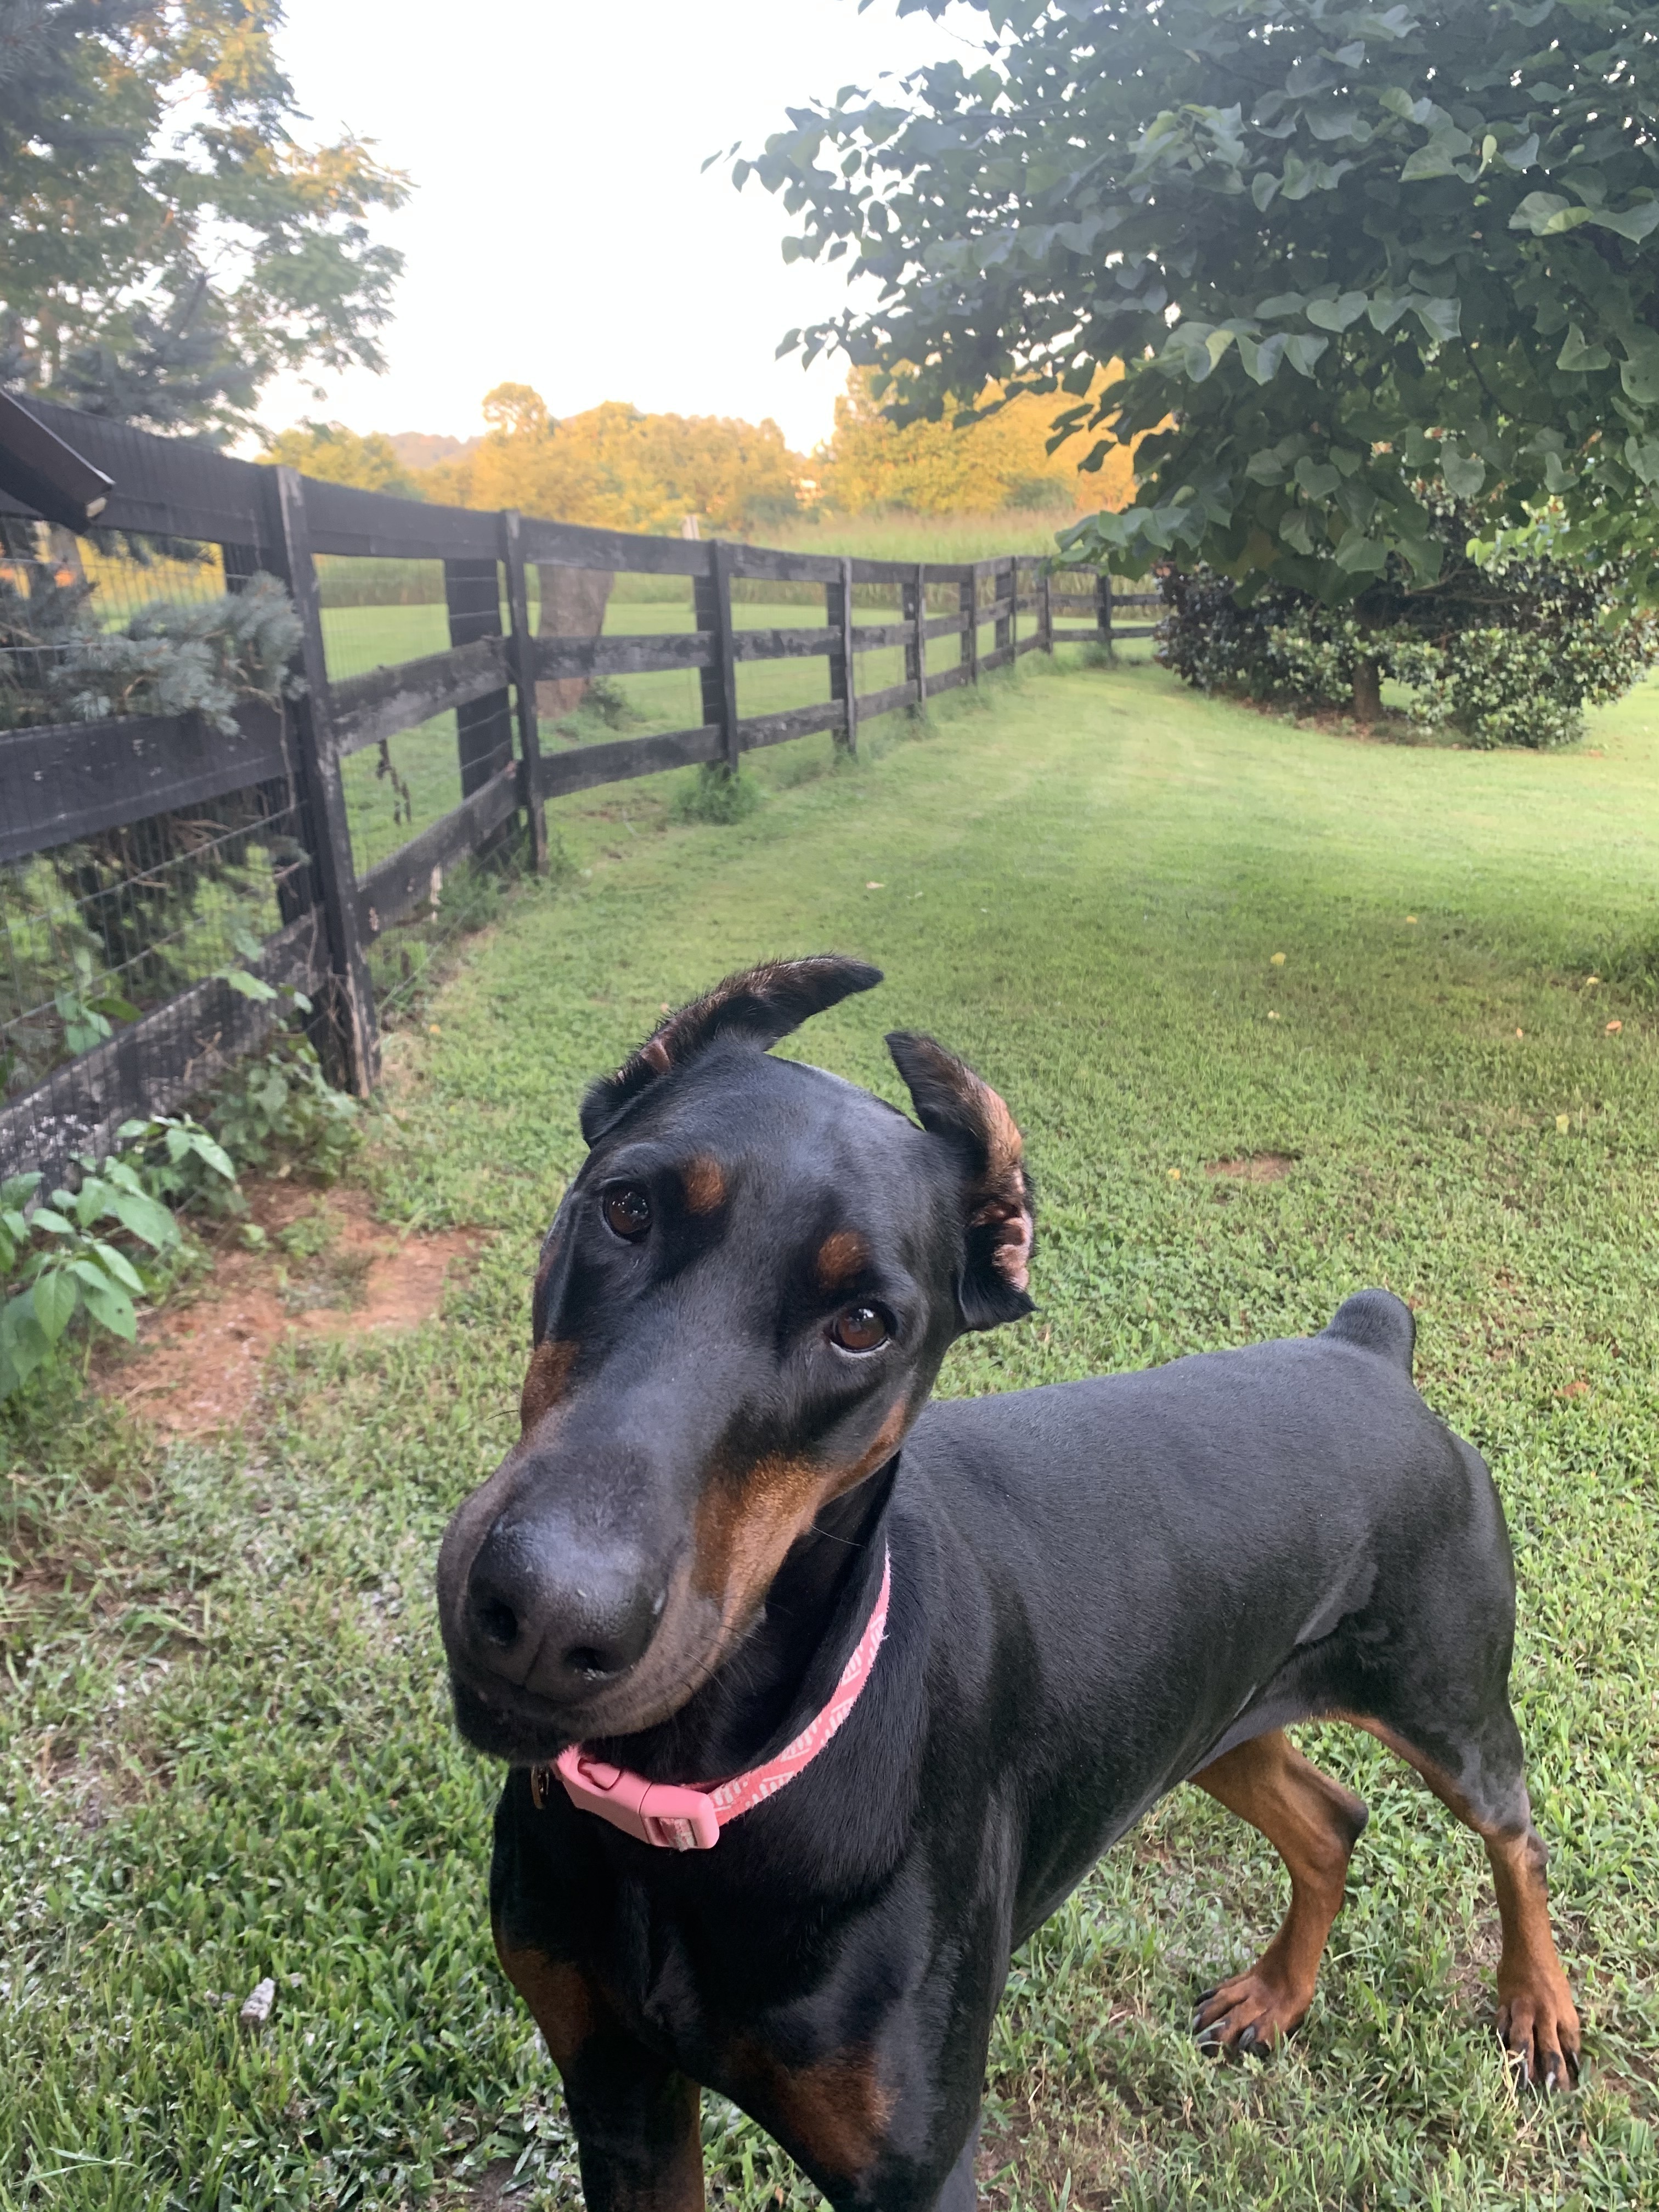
[464,1521,664,1697]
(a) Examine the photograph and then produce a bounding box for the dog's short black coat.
[438,956,1579,2212]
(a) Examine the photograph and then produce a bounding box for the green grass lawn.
[5,656,1658,2209]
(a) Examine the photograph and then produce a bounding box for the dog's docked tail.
[1322,1289,1415,1375]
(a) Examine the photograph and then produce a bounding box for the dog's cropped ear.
[580,955,883,1144]
[886,1030,1035,1329]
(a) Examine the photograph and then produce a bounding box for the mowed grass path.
[4,661,1657,2209]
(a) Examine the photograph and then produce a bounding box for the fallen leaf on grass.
[1556,1114,1571,1134]
[1562,1380,1589,1400]
[866,881,884,890]
[240,1977,276,2031]
[1270,951,1286,966]
[1607,1019,1623,1035]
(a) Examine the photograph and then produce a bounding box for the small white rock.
[239,1976,276,2030]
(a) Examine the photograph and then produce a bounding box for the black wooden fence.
[1,398,1156,1186]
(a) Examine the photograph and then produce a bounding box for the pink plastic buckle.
[554,1747,721,1851]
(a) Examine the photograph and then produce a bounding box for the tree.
[820,365,1135,514]
[259,420,423,497]
[742,0,1659,604]
[0,0,407,436]
[434,384,805,536]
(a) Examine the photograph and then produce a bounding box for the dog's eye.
[602,1185,652,1241]
[831,1304,890,1353]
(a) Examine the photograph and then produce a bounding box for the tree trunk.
[535,565,614,720]
[1352,654,1382,725]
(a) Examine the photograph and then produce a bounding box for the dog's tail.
[1322,1288,1415,1375]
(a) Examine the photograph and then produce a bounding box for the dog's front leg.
[495,1931,704,2212]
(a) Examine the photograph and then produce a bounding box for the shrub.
[1156,510,1658,747]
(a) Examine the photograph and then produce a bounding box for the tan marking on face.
[520,1338,577,1434]
[682,1154,727,1215]
[494,1932,597,2072]
[691,1398,912,1634]
[725,2036,894,2179]
[815,1228,869,1292]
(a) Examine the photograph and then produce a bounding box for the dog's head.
[437,955,1035,1760]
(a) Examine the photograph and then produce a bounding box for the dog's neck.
[591,1458,899,1787]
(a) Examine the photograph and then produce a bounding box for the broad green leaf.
[1,1173,42,1209]
[224,968,279,1002]
[30,1207,74,1237]
[1279,510,1318,554]
[1254,294,1305,319]
[1282,334,1329,377]
[1334,529,1389,574]
[1590,200,1659,245]
[72,1263,137,1340]
[107,1186,179,1251]
[1251,171,1280,211]
[1624,437,1659,487]
[1410,295,1462,343]
[1558,324,1611,374]
[33,1267,80,1343]
[1401,146,1459,182]
[1618,335,1659,405]
[1510,191,1591,236]
[1238,331,1291,385]
[1441,446,1486,497]
[92,1240,146,1294]
[186,1131,236,1180]
[1306,292,1367,332]
[1294,458,1341,499]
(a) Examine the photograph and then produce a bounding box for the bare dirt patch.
[99,1181,480,1437]
[1205,1152,1295,1181]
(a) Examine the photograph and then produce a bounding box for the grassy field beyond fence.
[3,655,1657,2209]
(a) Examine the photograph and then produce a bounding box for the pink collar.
[532,1546,891,1852]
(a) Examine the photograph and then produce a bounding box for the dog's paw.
[1190,1970,1308,2058]
[1497,1970,1582,2094]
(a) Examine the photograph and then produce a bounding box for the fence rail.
[0,394,1159,1186]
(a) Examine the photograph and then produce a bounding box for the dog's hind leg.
[1189,1728,1369,2055]
[1345,1711,1581,2091]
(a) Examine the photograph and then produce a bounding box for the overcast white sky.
[263,1,980,455]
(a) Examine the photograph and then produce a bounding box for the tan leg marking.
[1190,1728,1368,2053]
[724,2035,894,2180]
[494,1927,598,2072]
[495,1928,706,2210]
[1342,1716,1581,2089]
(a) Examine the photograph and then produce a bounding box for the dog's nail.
[1237,2023,1258,2055]
[1195,1986,1218,2008]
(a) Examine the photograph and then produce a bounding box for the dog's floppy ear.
[581,954,883,1144]
[886,1030,1035,1329]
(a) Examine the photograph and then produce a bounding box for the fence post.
[995,559,1013,658]
[827,557,857,755]
[499,510,548,871]
[443,552,513,802]
[904,562,927,710]
[1041,562,1054,655]
[961,568,980,688]
[1096,571,1114,656]
[694,539,740,772]
[266,466,379,1096]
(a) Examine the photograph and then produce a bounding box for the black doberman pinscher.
[438,956,1579,2211]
